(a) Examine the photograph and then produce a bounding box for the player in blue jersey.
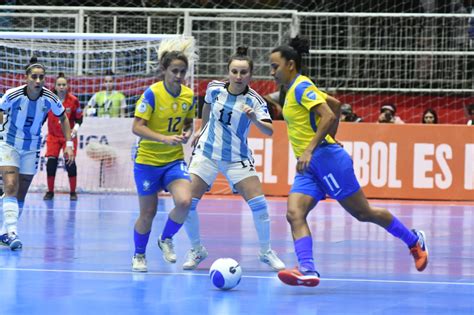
[181,47,285,271]
[0,56,74,250]
[269,37,428,287]
[131,38,198,272]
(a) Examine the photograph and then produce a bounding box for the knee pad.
[46,157,58,177]
[66,161,77,177]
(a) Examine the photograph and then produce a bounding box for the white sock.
[248,195,271,252]
[3,196,19,235]
[184,198,202,249]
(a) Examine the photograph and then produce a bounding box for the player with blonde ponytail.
[131,37,198,272]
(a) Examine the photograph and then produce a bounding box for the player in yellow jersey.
[131,38,198,272]
[269,37,428,287]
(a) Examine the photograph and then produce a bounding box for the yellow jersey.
[134,81,195,166]
[282,74,336,158]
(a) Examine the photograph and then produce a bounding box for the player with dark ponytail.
[0,57,74,250]
[180,46,285,272]
[270,37,429,287]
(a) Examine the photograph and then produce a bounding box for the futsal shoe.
[158,236,177,263]
[70,192,78,201]
[43,191,54,200]
[0,233,22,251]
[182,245,208,270]
[278,267,320,287]
[259,249,286,271]
[132,254,148,272]
[409,229,428,272]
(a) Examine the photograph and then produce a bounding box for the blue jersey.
[0,85,65,151]
[196,81,271,162]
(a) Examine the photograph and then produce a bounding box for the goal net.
[0,32,195,193]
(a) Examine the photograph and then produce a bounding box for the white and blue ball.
[209,258,242,290]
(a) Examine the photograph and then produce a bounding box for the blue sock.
[247,195,270,252]
[161,217,183,240]
[134,230,150,255]
[385,216,418,248]
[295,236,315,272]
[184,198,202,248]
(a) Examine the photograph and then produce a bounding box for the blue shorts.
[290,144,360,201]
[134,160,191,196]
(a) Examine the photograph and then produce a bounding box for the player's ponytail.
[25,56,46,74]
[227,46,253,72]
[271,36,309,72]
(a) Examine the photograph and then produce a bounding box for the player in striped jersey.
[269,37,428,287]
[0,57,74,250]
[181,47,285,271]
[131,38,198,272]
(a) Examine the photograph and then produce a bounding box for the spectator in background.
[263,84,287,120]
[421,108,438,124]
[467,104,474,125]
[86,72,127,118]
[377,103,404,124]
[340,103,363,122]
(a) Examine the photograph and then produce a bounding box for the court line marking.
[0,267,473,286]
[17,207,473,219]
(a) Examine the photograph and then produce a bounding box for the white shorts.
[0,141,40,175]
[189,153,258,187]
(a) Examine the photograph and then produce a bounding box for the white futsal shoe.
[132,254,147,272]
[259,249,286,271]
[182,245,208,270]
[158,236,177,263]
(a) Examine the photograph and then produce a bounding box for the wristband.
[66,140,74,148]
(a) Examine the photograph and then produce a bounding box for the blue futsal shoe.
[0,233,23,251]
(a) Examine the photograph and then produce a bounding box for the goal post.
[0,32,196,194]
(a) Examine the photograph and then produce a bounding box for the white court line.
[0,267,473,287]
[18,207,472,219]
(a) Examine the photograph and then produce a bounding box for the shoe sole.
[132,267,148,272]
[278,271,320,287]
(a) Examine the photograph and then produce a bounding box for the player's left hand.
[181,129,192,144]
[242,105,257,122]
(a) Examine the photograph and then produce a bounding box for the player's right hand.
[164,135,185,145]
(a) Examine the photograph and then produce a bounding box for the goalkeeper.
[43,73,83,201]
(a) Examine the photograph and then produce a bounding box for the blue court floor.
[0,193,473,315]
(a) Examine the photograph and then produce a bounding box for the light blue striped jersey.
[196,80,271,162]
[0,85,65,151]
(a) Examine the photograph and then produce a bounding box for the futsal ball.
[209,258,242,290]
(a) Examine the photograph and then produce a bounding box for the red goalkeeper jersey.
[46,92,82,138]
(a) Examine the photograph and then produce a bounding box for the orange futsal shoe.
[277,268,320,287]
[409,229,429,272]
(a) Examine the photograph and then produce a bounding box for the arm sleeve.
[134,88,154,120]
[295,82,327,111]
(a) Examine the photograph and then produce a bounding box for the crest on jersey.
[66,108,71,113]
[306,91,317,100]
[182,103,187,111]
[137,101,147,113]
[172,103,178,112]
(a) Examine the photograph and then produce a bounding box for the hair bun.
[29,56,38,63]
[236,46,248,56]
[289,36,310,56]
[58,72,65,77]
